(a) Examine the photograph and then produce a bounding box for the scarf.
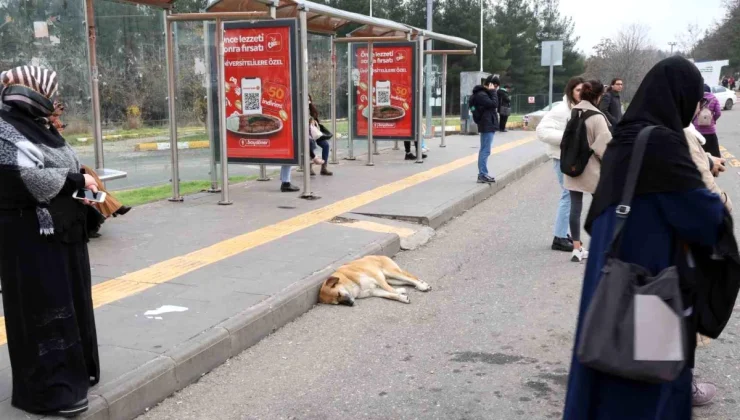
[585,56,706,232]
[0,66,78,235]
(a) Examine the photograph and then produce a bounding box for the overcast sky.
[559,0,727,55]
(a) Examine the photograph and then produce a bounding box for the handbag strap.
[609,125,658,248]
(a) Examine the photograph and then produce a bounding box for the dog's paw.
[400,294,411,304]
[395,287,408,295]
[416,282,431,292]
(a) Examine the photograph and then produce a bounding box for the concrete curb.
[354,153,548,230]
[424,153,548,229]
[134,140,209,152]
[80,235,401,420]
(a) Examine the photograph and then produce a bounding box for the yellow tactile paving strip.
[0,136,536,345]
[334,220,417,238]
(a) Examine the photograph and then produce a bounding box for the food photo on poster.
[351,43,417,140]
[221,20,299,164]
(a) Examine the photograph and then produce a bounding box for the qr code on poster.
[377,90,390,105]
[244,93,260,111]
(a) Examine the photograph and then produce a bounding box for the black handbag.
[499,106,511,117]
[318,123,333,141]
[576,126,687,383]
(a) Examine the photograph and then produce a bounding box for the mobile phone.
[73,189,107,203]
[241,77,262,115]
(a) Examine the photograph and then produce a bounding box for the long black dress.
[0,108,99,414]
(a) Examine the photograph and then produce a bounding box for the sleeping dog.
[319,256,431,306]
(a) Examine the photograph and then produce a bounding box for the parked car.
[710,85,736,110]
[524,101,563,128]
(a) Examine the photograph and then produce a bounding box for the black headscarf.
[585,56,706,232]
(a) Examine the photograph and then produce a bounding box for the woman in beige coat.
[564,80,612,262]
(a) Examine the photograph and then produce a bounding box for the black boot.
[114,205,131,217]
[281,182,300,192]
[551,236,574,252]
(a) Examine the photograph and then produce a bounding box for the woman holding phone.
[0,67,99,417]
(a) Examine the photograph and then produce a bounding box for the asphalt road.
[139,111,740,420]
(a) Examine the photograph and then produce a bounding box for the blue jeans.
[280,165,291,183]
[553,159,571,238]
[478,132,495,176]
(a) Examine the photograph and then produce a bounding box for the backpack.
[468,94,483,124]
[697,103,713,127]
[560,109,600,177]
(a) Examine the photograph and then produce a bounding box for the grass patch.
[114,175,254,207]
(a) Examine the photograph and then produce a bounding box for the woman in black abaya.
[0,66,99,417]
[563,56,728,419]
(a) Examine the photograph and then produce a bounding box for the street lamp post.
[668,41,677,55]
[480,0,483,72]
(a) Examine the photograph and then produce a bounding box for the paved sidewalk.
[0,131,545,420]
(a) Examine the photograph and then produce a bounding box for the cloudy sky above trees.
[561,0,726,54]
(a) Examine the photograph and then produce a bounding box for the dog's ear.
[325,276,340,288]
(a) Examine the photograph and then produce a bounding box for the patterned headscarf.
[1,66,58,118]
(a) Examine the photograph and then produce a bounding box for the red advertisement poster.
[352,43,416,140]
[222,20,299,164]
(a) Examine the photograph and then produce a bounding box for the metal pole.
[330,35,338,164]
[84,0,104,171]
[440,54,447,148]
[299,10,314,198]
[346,42,356,160]
[548,43,554,108]
[217,18,231,205]
[257,164,270,181]
[165,12,183,201]
[393,140,399,150]
[366,42,375,166]
[204,22,220,193]
[416,34,424,164]
[425,0,433,146]
[479,0,483,72]
[370,0,373,17]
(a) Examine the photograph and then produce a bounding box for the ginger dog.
[319,256,431,306]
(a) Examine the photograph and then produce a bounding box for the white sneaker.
[692,379,717,406]
[422,147,429,153]
[571,247,588,262]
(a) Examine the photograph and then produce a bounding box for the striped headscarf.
[1,66,58,118]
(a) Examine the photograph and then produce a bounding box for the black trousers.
[404,141,419,153]
[702,133,721,158]
[499,115,509,131]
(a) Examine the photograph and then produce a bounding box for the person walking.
[468,75,499,183]
[536,76,584,252]
[599,78,624,125]
[564,56,735,420]
[498,84,512,132]
[563,80,612,263]
[0,66,99,417]
[692,84,722,157]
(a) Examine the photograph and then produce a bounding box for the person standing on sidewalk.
[498,85,512,132]
[0,66,99,417]
[564,56,732,420]
[692,84,722,157]
[469,75,499,183]
[599,78,623,126]
[563,80,612,263]
[537,76,584,252]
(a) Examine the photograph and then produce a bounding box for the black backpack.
[468,94,483,124]
[560,109,600,177]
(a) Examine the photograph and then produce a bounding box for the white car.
[710,85,736,110]
[523,101,563,127]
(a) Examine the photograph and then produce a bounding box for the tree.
[493,0,543,92]
[676,23,702,58]
[585,24,659,102]
[693,0,740,75]
[533,0,585,94]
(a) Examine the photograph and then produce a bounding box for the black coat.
[497,89,511,109]
[599,91,623,125]
[471,85,499,133]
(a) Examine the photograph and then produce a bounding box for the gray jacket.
[599,91,623,125]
